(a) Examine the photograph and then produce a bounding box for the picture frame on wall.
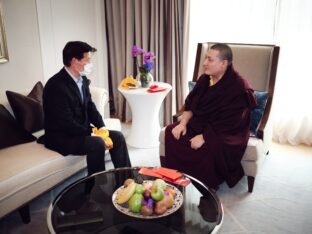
[0,0,9,64]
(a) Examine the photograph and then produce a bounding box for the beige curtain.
[104,0,189,125]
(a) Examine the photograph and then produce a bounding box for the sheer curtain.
[188,0,312,145]
[103,0,189,125]
[272,0,312,145]
[186,0,277,87]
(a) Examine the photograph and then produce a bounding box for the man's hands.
[104,141,111,149]
[172,124,187,140]
[100,126,111,149]
[190,134,205,150]
[93,127,113,149]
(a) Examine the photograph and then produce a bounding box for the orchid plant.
[132,45,156,76]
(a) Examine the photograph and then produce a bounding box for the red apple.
[141,205,153,216]
[154,202,167,215]
[143,189,151,199]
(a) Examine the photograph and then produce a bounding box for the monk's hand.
[172,124,187,140]
[190,134,205,150]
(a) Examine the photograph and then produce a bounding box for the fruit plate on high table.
[112,180,183,219]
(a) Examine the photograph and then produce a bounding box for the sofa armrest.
[89,86,109,118]
[89,86,122,132]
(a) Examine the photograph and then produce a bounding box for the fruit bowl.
[112,180,183,219]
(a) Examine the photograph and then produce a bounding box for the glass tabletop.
[47,167,223,234]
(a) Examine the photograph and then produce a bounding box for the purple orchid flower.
[132,45,144,57]
[143,51,156,63]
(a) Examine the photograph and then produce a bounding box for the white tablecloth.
[118,82,172,148]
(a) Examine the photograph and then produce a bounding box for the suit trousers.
[76,130,131,176]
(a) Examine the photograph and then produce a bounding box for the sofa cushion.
[6,82,44,133]
[250,91,268,135]
[0,141,87,217]
[188,81,196,92]
[0,104,36,149]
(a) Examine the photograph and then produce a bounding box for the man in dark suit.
[43,41,131,176]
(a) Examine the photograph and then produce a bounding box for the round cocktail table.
[118,82,172,148]
[47,167,223,233]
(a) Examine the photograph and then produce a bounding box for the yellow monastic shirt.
[209,76,214,86]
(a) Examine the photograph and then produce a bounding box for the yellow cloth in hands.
[119,75,137,89]
[92,127,113,150]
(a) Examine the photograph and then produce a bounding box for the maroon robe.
[165,65,257,189]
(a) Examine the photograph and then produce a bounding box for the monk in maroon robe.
[165,43,257,190]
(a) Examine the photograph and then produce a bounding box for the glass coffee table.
[47,167,223,233]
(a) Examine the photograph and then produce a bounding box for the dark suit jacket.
[43,68,104,155]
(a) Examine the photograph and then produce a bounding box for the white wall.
[186,0,276,85]
[0,0,109,115]
[0,0,44,92]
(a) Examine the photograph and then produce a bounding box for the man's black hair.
[63,41,97,66]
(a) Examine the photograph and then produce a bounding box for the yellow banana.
[120,76,137,89]
[116,182,136,204]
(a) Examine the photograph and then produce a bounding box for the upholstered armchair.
[159,42,279,192]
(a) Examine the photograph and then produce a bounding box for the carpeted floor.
[0,124,311,234]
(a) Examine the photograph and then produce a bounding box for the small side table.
[118,82,172,148]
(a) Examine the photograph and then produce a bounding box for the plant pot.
[137,73,153,88]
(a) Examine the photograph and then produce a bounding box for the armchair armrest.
[173,105,185,122]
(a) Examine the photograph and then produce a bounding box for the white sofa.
[0,86,121,223]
